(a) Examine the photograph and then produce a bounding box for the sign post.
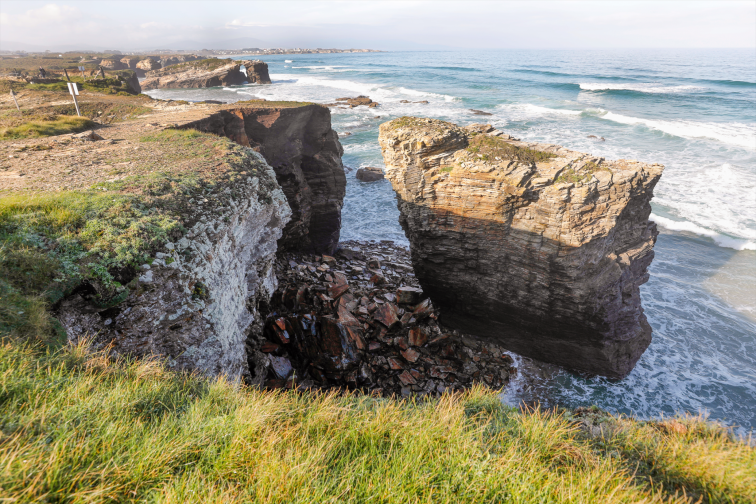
[78,65,86,78]
[9,89,21,113]
[67,82,81,116]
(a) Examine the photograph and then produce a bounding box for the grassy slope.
[0,341,753,503]
[0,129,275,337]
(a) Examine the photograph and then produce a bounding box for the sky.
[1,1,754,52]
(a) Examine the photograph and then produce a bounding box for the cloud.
[140,21,172,30]
[11,3,79,27]
[226,19,269,29]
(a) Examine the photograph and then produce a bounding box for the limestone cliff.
[141,59,271,90]
[180,104,346,255]
[379,118,664,378]
[56,143,291,381]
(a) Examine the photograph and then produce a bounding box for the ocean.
[145,49,756,433]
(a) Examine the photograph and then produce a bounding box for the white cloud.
[226,19,269,29]
[11,3,79,27]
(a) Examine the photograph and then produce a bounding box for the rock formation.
[111,69,141,94]
[56,142,291,381]
[379,118,664,378]
[136,58,162,77]
[141,59,271,90]
[100,58,128,70]
[356,166,385,182]
[324,96,379,108]
[180,104,346,254]
[120,57,140,69]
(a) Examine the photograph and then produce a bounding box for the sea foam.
[600,112,756,150]
[651,214,756,251]
[579,83,703,93]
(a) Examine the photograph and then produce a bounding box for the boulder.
[141,59,270,90]
[325,96,379,108]
[356,166,384,182]
[180,104,345,254]
[379,117,664,378]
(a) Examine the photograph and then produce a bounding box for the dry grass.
[0,340,752,503]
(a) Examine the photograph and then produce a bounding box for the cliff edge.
[180,102,346,254]
[379,118,664,378]
[141,59,271,90]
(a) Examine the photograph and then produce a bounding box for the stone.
[407,327,428,347]
[141,59,270,90]
[181,104,345,254]
[396,286,423,305]
[401,348,420,362]
[356,167,385,182]
[469,109,493,116]
[269,355,293,379]
[398,370,416,385]
[374,303,399,328]
[379,117,664,378]
[369,273,385,286]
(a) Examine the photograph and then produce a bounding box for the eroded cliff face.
[379,118,664,378]
[57,151,291,382]
[141,59,270,90]
[181,104,346,255]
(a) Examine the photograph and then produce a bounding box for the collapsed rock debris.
[254,240,516,397]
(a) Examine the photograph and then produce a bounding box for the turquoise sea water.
[146,49,756,432]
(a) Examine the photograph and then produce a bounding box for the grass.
[0,128,277,339]
[0,340,752,503]
[0,116,95,139]
[555,160,612,185]
[466,134,556,165]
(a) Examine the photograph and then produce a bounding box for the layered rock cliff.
[180,104,346,254]
[379,118,664,378]
[54,137,291,381]
[141,59,271,90]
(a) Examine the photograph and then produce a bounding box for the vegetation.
[0,129,276,340]
[555,160,612,185]
[466,134,556,165]
[0,340,751,503]
[0,115,95,139]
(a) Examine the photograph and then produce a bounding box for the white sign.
[78,66,85,71]
[67,82,79,96]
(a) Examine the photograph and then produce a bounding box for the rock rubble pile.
[256,240,516,396]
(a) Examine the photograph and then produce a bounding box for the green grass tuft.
[0,116,95,139]
[466,134,556,165]
[0,341,752,503]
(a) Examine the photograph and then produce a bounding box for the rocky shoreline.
[258,239,516,396]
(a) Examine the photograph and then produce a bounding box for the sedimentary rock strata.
[141,59,270,90]
[379,118,664,378]
[56,141,291,381]
[180,104,346,254]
